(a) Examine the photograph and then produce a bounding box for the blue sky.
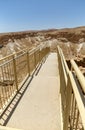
[0,0,85,32]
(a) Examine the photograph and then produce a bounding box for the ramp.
[6,53,61,130]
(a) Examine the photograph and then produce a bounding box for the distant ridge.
[0,26,85,44]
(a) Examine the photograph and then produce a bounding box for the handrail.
[0,44,85,130]
[71,59,85,93]
[0,44,43,62]
[57,45,85,130]
[57,46,69,74]
[69,71,85,129]
[0,48,29,62]
[0,54,14,62]
[60,48,69,74]
[0,44,50,114]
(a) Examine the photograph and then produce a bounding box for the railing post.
[39,50,41,63]
[63,72,72,130]
[34,51,36,69]
[44,48,47,60]
[27,51,30,76]
[13,55,18,91]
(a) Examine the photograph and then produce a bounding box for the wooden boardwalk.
[6,53,61,130]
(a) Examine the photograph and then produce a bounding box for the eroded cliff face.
[0,26,85,74]
[1,26,85,44]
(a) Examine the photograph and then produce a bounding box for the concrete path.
[7,53,61,130]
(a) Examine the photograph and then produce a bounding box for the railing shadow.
[0,46,50,126]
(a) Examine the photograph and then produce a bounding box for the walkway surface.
[7,53,61,130]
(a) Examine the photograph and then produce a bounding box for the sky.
[0,0,85,33]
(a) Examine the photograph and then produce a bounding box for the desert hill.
[0,26,85,75]
[1,26,85,44]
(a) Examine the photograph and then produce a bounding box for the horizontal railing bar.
[0,59,13,67]
[69,71,85,129]
[0,49,28,62]
[0,50,37,65]
[15,48,28,54]
[29,45,41,54]
[29,48,35,53]
[60,48,69,74]
[29,46,41,54]
[0,54,14,62]
[57,46,68,83]
[57,45,85,130]
[0,45,41,62]
[15,52,27,59]
[71,59,85,93]
[29,50,36,55]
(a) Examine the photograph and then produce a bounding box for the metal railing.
[0,44,85,130]
[0,45,50,111]
[57,46,85,130]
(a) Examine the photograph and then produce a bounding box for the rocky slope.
[1,26,85,44]
[0,26,85,74]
